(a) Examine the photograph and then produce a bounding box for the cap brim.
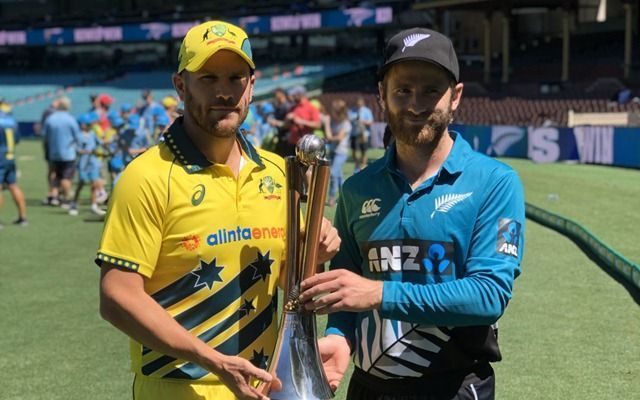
[378,57,458,83]
[181,46,255,72]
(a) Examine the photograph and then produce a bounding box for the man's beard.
[385,101,453,149]
[184,91,247,139]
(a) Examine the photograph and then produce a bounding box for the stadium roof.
[413,0,578,10]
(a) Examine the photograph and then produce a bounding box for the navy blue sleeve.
[380,170,525,326]
[325,188,361,346]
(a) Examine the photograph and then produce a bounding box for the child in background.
[69,114,106,216]
[106,115,126,191]
[123,114,150,164]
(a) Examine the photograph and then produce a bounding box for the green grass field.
[1,141,638,400]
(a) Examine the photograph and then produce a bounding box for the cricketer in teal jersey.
[300,28,525,400]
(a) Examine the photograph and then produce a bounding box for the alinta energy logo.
[191,184,205,206]
[258,176,282,200]
[496,218,521,257]
[207,225,285,247]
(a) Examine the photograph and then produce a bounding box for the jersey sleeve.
[380,169,525,326]
[325,188,361,346]
[95,161,166,278]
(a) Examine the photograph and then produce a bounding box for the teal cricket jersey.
[326,131,525,379]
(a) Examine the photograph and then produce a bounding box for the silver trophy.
[259,134,334,399]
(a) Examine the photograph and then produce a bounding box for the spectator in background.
[324,99,351,207]
[267,87,291,157]
[42,96,81,208]
[96,93,115,131]
[284,85,321,156]
[257,101,277,151]
[150,104,168,143]
[139,89,161,137]
[161,95,180,124]
[154,114,170,140]
[69,114,106,217]
[40,98,61,206]
[88,93,100,112]
[310,98,330,139]
[106,115,126,190]
[349,96,374,172]
[119,103,134,121]
[122,114,149,165]
[240,103,263,147]
[0,101,28,227]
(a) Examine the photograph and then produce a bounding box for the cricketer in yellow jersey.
[96,20,340,400]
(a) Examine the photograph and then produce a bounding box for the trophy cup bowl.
[258,135,334,400]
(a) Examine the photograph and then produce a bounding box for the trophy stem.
[284,156,304,304]
[300,160,330,282]
[260,138,334,399]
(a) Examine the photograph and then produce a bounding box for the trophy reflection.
[259,134,334,399]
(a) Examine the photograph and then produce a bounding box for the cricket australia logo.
[259,176,282,200]
[360,198,381,219]
[402,33,430,52]
[430,192,472,219]
[203,23,236,42]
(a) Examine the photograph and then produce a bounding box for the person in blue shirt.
[349,96,374,173]
[299,27,525,400]
[68,114,106,217]
[138,89,161,138]
[124,114,150,164]
[42,96,82,207]
[0,102,28,227]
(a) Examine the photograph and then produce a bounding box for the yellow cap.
[162,96,178,108]
[177,21,255,73]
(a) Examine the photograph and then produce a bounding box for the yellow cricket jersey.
[96,117,286,383]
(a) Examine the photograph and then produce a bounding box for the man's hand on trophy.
[318,335,352,391]
[316,217,341,266]
[212,354,275,399]
[299,269,382,313]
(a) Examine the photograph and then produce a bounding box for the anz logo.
[365,239,454,279]
[496,219,522,258]
[360,198,381,219]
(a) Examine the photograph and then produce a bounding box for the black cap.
[378,27,459,83]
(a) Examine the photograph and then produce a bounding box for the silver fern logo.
[430,192,472,218]
[402,33,430,52]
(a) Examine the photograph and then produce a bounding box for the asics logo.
[191,184,206,206]
[360,198,381,219]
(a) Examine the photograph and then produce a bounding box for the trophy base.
[266,311,334,400]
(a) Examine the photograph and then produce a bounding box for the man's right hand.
[212,354,275,400]
[318,335,351,391]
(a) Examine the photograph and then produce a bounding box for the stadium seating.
[6,60,376,122]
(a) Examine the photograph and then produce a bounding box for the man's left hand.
[317,217,340,265]
[299,269,382,314]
